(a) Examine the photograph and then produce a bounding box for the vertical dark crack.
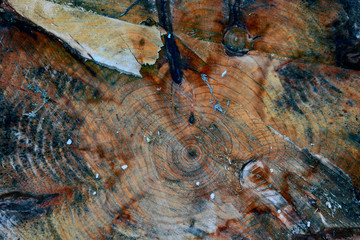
[156,0,183,84]
[188,112,195,124]
[228,0,246,29]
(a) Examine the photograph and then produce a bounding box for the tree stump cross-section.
[0,0,360,239]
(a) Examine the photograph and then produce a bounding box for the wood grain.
[0,0,360,239]
[8,0,163,76]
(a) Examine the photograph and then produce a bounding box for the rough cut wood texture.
[0,0,360,239]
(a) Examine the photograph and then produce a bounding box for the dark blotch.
[0,91,20,157]
[187,149,198,159]
[189,218,195,228]
[93,89,100,98]
[349,132,360,144]
[293,228,360,240]
[0,191,58,211]
[0,191,58,222]
[329,0,360,70]
[276,63,342,114]
[188,112,195,124]
[139,38,145,46]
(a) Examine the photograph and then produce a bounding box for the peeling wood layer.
[8,0,163,76]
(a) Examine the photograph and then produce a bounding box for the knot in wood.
[223,26,249,55]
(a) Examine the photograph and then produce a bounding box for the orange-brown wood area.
[1,0,360,239]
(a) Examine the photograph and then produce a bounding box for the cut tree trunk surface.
[0,0,360,239]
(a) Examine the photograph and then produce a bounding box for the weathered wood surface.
[8,0,164,76]
[0,0,360,239]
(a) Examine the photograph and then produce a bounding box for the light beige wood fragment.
[9,0,163,76]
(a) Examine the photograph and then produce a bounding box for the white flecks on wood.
[121,165,128,170]
[210,193,215,199]
[66,139,72,145]
[214,103,223,113]
[268,126,302,151]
